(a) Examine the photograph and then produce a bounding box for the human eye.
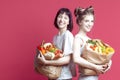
[85,20,89,22]
[91,20,94,23]
[58,14,62,18]
[64,16,69,20]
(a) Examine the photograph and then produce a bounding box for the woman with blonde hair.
[73,6,112,80]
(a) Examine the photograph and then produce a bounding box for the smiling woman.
[35,8,76,80]
[73,6,113,80]
[57,13,70,30]
[54,8,73,32]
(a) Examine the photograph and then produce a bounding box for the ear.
[78,20,81,26]
[67,20,69,25]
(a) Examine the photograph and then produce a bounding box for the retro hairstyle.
[54,8,73,32]
[74,6,94,24]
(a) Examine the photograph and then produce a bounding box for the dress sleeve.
[62,32,74,56]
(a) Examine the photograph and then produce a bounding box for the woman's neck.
[78,30,87,37]
[59,27,67,35]
[78,30,90,40]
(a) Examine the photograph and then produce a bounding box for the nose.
[61,18,64,21]
[60,18,64,23]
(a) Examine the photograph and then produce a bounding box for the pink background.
[0,0,119,80]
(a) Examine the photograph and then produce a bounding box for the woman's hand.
[37,53,47,65]
[104,60,112,73]
[95,60,112,74]
[94,64,108,74]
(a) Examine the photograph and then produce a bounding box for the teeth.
[59,22,63,24]
[59,23,64,25]
[87,26,91,29]
[86,26,90,29]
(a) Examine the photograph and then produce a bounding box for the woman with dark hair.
[73,6,112,80]
[37,8,75,80]
[54,8,73,32]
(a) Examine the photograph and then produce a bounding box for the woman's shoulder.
[66,30,73,34]
[75,34,82,39]
[74,34,86,43]
[65,30,74,37]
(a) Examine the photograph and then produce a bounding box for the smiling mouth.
[86,26,90,28]
[58,22,65,25]
[86,26,93,30]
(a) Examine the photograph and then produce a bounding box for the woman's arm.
[37,53,71,66]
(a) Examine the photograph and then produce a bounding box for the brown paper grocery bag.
[35,64,62,79]
[80,43,114,75]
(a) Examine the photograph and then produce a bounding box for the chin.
[86,29,91,32]
[58,25,64,28]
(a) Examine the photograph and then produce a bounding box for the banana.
[96,40,104,47]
